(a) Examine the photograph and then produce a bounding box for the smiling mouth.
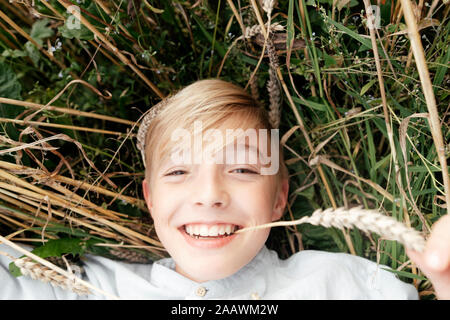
[181,223,242,239]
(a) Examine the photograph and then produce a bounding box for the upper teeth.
[185,224,237,237]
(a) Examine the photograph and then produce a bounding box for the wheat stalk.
[235,206,427,252]
[14,257,91,296]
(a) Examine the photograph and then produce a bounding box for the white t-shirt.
[0,244,418,300]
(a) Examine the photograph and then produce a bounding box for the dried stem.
[226,0,246,39]
[0,161,146,210]
[0,169,162,248]
[0,117,131,137]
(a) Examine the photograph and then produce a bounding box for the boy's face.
[142,125,289,283]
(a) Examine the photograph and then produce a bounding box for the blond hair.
[141,79,288,184]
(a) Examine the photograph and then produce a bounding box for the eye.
[165,170,187,176]
[232,168,258,174]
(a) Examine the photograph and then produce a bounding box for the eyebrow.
[221,142,263,165]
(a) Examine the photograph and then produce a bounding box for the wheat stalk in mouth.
[235,206,427,252]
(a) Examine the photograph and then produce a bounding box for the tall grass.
[0,0,448,299]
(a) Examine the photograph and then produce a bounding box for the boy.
[0,79,449,299]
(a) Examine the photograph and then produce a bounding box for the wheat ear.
[250,74,260,102]
[14,257,91,296]
[235,206,427,252]
[0,235,120,299]
[244,23,284,39]
[262,0,276,15]
[266,37,281,129]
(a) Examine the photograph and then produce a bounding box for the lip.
[178,222,242,249]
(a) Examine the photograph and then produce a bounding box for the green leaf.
[295,185,315,200]
[143,0,164,13]
[1,49,27,58]
[433,46,449,87]
[323,51,337,67]
[324,16,372,49]
[58,20,94,40]
[360,78,377,96]
[192,15,226,57]
[0,63,22,103]
[373,154,391,172]
[0,62,23,141]
[31,238,97,259]
[9,261,22,277]
[8,19,54,68]
[292,96,328,111]
[381,267,428,281]
[24,41,40,66]
[287,0,295,51]
[30,18,54,45]
[117,200,142,217]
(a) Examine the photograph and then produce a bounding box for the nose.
[191,165,230,209]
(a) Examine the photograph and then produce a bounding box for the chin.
[179,260,244,282]
[175,248,260,283]
[162,229,270,282]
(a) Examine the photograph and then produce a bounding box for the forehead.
[159,126,269,166]
[146,109,274,174]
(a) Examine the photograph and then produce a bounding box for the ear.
[142,179,153,217]
[271,178,289,221]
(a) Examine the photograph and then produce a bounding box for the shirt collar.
[150,246,271,299]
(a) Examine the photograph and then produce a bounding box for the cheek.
[257,180,278,204]
[148,190,173,229]
[236,184,276,220]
